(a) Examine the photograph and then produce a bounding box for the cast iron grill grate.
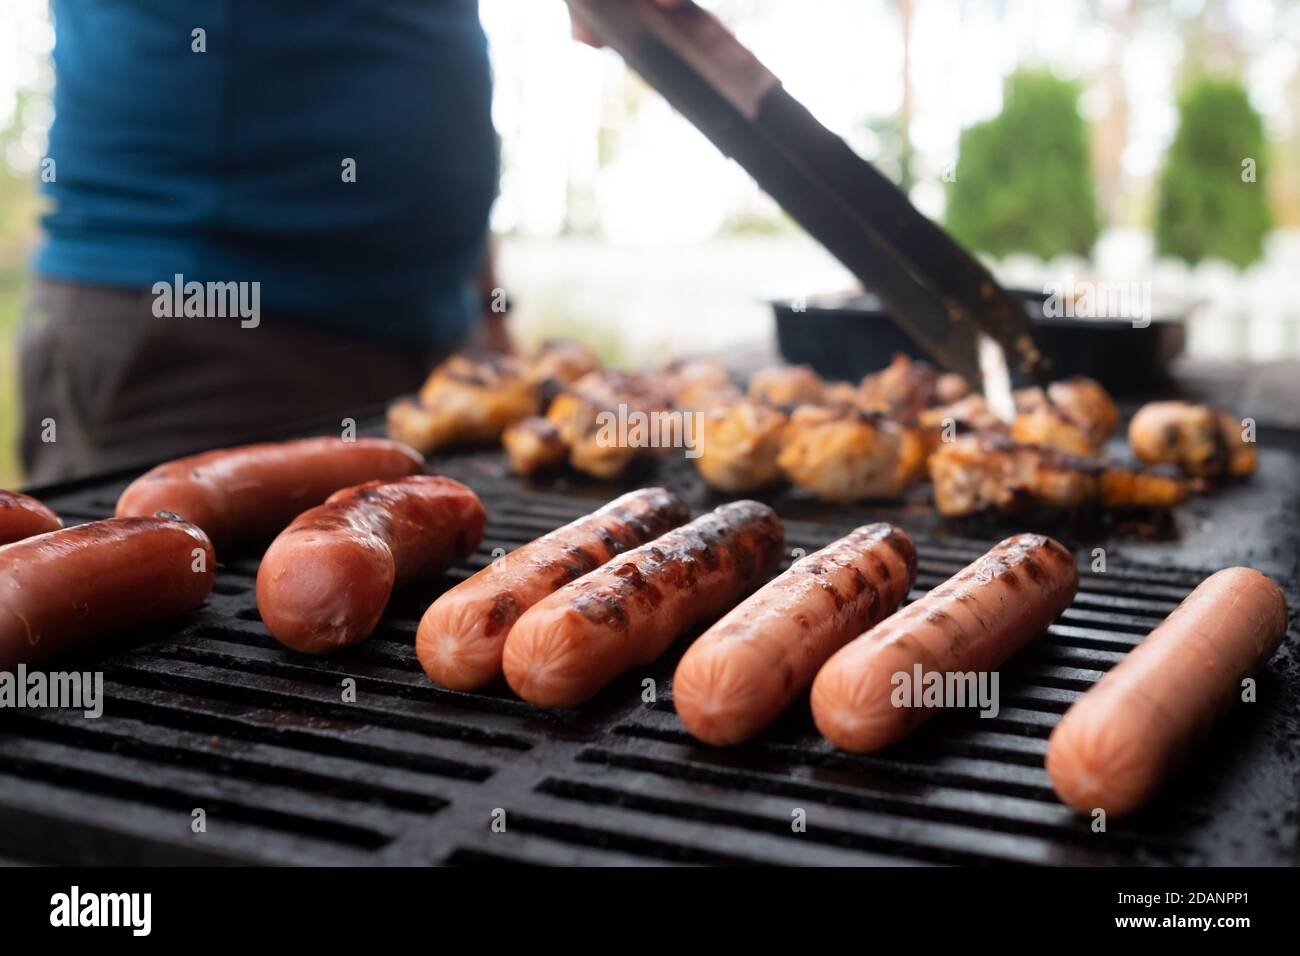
[1,439,1297,867]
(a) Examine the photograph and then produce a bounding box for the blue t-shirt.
[36,0,499,346]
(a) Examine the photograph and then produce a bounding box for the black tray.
[774,290,1186,394]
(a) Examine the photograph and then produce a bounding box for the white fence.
[500,229,1300,364]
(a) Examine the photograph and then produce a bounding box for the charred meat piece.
[526,340,600,389]
[517,370,671,480]
[747,364,827,407]
[857,354,969,423]
[1014,376,1118,450]
[695,400,788,493]
[917,393,1008,440]
[929,434,1186,517]
[387,353,539,453]
[502,416,569,476]
[778,406,926,502]
[1010,403,1099,456]
[1129,401,1257,479]
[660,358,741,412]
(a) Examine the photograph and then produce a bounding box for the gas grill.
[1,416,1297,866]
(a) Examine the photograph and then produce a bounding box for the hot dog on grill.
[1046,566,1286,817]
[0,516,216,671]
[116,437,424,551]
[812,534,1078,752]
[503,500,784,708]
[674,523,916,746]
[0,490,63,546]
[417,487,688,690]
[257,476,486,654]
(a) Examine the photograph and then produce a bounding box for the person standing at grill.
[18,0,688,484]
[19,0,506,484]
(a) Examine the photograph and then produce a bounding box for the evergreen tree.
[946,70,1100,259]
[1155,77,1271,267]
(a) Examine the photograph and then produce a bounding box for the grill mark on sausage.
[483,592,521,638]
[570,502,780,629]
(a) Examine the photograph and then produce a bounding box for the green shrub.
[1155,77,1271,267]
[946,70,1100,259]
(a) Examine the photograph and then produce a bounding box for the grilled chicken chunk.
[857,354,969,422]
[748,365,828,407]
[388,343,599,455]
[1129,401,1257,478]
[694,400,788,493]
[1013,376,1118,453]
[505,371,670,480]
[387,353,536,453]
[778,406,926,502]
[918,393,1007,439]
[502,416,569,476]
[660,358,741,412]
[527,340,599,386]
[929,434,1187,517]
[1010,404,1098,456]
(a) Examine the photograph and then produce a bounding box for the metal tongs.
[566,0,1051,398]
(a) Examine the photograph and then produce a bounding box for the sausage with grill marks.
[257,476,486,654]
[674,523,917,746]
[812,534,1078,752]
[417,487,688,690]
[1,516,215,671]
[503,500,785,708]
[1046,566,1286,817]
[0,490,62,546]
[116,437,425,552]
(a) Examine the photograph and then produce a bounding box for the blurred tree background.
[1155,77,1271,266]
[944,70,1101,259]
[0,91,44,488]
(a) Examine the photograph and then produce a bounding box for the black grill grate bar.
[100,680,500,780]
[0,775,367,866]
[119,634,579,726]
[568,748,1196,862]
[2,708,457,815]
[612,718,1057,801]
[0,736,409,850]
[536,773,1089,866]
[100,655,538,750]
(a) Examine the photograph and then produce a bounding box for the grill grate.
[1,434,1298,866]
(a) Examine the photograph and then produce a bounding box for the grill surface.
[2,420,1298,866]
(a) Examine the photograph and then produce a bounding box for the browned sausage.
[1046,566,1287,817]
[256,476,486,654]
[674,523,916,746]
[812,534,1078,752]
[0,490,63,546]
[417,488,688,690]
[116,437,424,551]
[503,501,784,708]
[0,516,216,671]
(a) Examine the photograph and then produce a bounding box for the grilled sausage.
[417,488,688,690]
[0,516,215,671]
[812,534,1078,752]
[257,476,486,654]
[674,523,917,746]
[503,500,784,708]
[116,437,424,551]
[1046,567,1286,817]
[0,490,63,546]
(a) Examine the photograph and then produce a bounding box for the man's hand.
[570,0,689,48]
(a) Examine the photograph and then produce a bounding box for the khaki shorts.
[19,277,454,485]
